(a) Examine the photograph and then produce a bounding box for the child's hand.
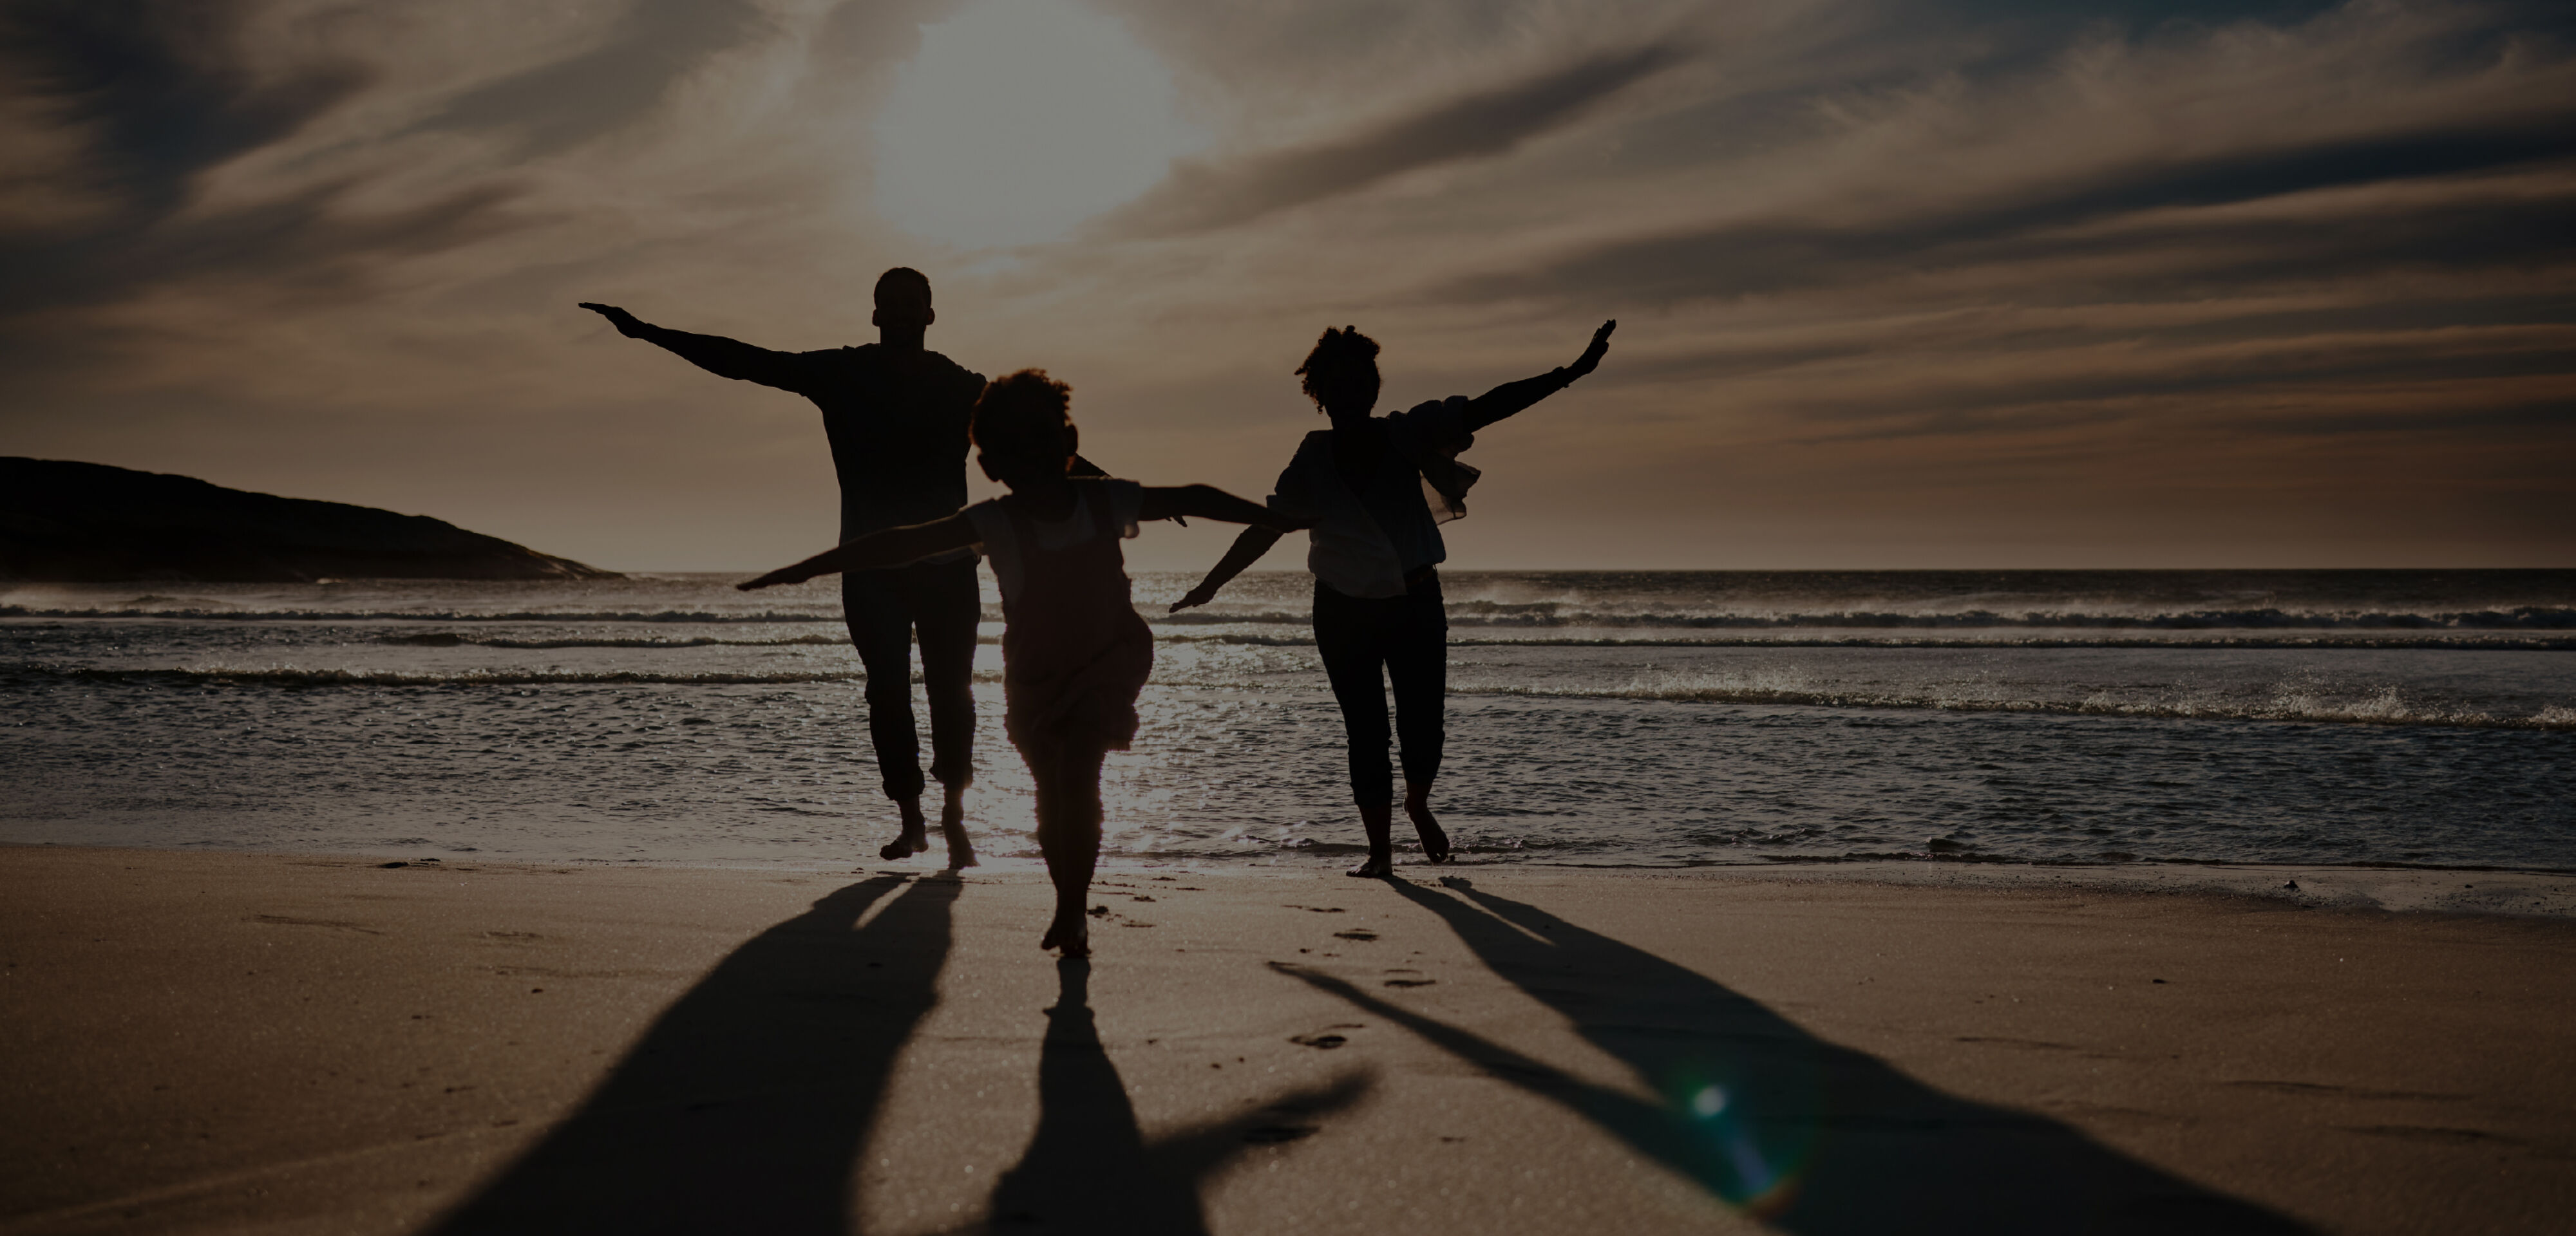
[737,565,813,591]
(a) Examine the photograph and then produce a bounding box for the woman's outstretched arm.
[737,514,978,590]
[1170,525,1285,613]
[1459,319,1616,433]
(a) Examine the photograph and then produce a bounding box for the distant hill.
[0,458,618,583]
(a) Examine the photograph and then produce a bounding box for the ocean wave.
[0,605,855,624]
[1433,604,2576,631]
[1459,673,2576,731]
[379,632,857,650]
[12,602,2572,631]
[1153,632,2576,651]
[9,665,1006,688]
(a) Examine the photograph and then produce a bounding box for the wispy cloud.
[0,0,370,218]
[403,0,773,156]
[0,0,2567,568]
[1098,41,1690,236]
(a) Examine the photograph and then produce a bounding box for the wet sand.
[3,847,2572,1234]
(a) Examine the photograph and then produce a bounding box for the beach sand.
[4,847,2572,1234]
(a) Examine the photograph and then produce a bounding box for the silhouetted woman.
[1172,321,1615,876]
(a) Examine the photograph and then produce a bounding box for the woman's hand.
[1168,585,1220,613]
[737,565,815,591]
[1567,319,1616,379]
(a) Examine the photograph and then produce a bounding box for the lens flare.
[1665,1056,1819,1217]
[1690,1084,1727,1118]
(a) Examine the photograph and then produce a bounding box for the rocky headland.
[0,458,617,582]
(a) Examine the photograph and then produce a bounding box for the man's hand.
[737,565,815,592]
[1566,319,1616,379]
[579,302,647,339]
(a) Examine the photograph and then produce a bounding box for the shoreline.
[6,845,2573,1233]
[14,840,2576,919]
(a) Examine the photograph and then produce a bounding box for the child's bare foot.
[1403,783,1450,863]
[939,790,977,868]
[1346,853,1394,878]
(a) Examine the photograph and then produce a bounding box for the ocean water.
[4,570,2571,872]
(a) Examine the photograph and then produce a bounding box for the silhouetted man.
[582,270,988,865]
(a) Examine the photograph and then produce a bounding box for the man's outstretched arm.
[1459,319,1616,433]
[580,303,812,393]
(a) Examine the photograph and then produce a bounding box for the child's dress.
[963,478,1155,760]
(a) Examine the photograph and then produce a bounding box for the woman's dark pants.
[842,559,980,801]
[1314,572,1447,807]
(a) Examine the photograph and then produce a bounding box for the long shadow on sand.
[1278,876,2309,1235]
[430,873,954,1235]
[967,958,1369,1235]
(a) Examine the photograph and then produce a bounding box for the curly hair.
[971,368,1074,456]
[1294,324,1381,413]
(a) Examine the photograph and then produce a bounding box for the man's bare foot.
[878,832,927,861]
[1403,783,1450,863]
[880,797,930,861]
[939,791,977,868]
[1346,854,1394,878]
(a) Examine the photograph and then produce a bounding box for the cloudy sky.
[2,0,2570,570]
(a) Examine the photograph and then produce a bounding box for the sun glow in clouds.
[871,0,1207,248]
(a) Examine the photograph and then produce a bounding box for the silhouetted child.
[741,370,1305,956]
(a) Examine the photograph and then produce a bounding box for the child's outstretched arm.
[1137,484,1307,531]
[737,514,977,590]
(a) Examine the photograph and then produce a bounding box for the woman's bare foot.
[1403,783,1450,863]
[1039,909,1090,957]
[1346,853,1394,878]
[939,791,978,868]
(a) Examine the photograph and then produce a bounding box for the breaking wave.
[12,603,2573,632]
[1457,673,2576,731]
[1165,604,2576,631]
[377,632,857,650]
[16,662,2568,731]
[1153,632,2576,651]
[9,665,1005,688]
[0,605,854,623]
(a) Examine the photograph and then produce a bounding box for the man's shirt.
[640,327,987,547]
